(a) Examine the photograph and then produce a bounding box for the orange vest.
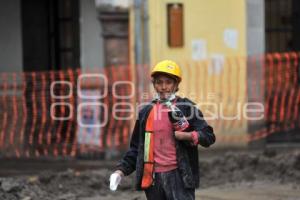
[141,105,155,189]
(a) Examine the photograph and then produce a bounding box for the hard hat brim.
[151,71,181,82]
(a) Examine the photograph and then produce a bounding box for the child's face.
[153,74,178,100]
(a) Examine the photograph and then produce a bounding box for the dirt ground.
[0,149,300,200]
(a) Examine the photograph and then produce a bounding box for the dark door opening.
[264,0,300,146]
[265,0,300,53]
[21,0,80,71]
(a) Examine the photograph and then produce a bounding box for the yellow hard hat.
[151,60,182,82]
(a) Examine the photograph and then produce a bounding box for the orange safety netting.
[0,52,299,158]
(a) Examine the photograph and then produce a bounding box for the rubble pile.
[199,149,300,188]
[0,150,299,200]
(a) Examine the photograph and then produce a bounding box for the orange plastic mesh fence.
[0,53,299,158]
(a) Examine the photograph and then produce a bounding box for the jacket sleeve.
[189,105,216,147]
[116,119,140,175]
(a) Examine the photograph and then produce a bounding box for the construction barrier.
[0,52,299,158]
[0,66,136,158]
[247,52,300,142]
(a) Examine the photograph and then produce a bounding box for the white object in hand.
[109,172,122,191]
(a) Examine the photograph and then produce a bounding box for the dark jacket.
[116,97,216,190]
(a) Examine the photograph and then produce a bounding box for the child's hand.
[174,131,193,141]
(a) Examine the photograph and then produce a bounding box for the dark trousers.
[144,169,195,200]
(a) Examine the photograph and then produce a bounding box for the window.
[57,0,80,69]
[167,3,184,47]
